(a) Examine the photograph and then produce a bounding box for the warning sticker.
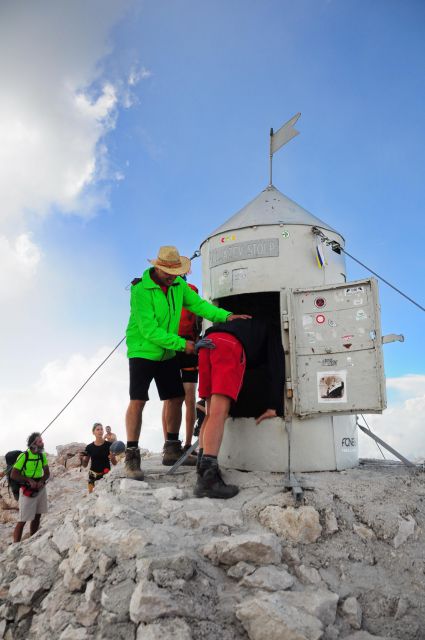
[345,286,364,296]
[318,371,347,403]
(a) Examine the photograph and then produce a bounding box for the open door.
[286,278,386,417]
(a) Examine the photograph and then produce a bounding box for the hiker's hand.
[194,338,216,354]
[227,314,252,321]
[185,340,196,355]
[256,409,277,424]
[27,479,38,489]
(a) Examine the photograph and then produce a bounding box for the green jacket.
[126,269,231,360]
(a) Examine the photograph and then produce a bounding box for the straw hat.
[149,246,191,276]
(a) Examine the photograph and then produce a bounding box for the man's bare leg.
[13,521,25,543]
[202,394,231,455]
[30,514,41,537]
[183,382,196,447]
[125,399,146,480]
[125,399,146,442]
[165,396,184,435]
[161,400,168,442]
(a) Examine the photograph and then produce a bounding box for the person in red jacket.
[161,278,201,462]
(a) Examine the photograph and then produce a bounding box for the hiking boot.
[162,440,197,466]
[124,447,145,481]
[194,459,239,499]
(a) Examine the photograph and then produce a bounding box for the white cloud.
[1,347,164,457]
[2,352,424,470]
[0,233,42,298]
[0,1,148,319]
[358,374,425,462]
[0,0,149,238]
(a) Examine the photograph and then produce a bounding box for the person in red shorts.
[195,317,285,499]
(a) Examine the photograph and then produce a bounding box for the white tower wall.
[200,185,359,472]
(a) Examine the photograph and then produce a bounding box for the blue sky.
[1,0,424,459]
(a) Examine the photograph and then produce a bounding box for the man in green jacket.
[125,245,249,479]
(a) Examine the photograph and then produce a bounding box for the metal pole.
[357,424,416,468]
[269,128,273,186]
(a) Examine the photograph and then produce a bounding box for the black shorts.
[176,351,198,384]
[129,357,185,401]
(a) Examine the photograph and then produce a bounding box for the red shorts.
[198,333,246,402]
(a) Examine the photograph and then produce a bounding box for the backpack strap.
[28,451,43,479]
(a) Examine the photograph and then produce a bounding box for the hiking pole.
[166,439,199,475]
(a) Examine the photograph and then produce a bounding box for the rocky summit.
[0,449,424,639]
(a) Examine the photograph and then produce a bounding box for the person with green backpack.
[10,432,50,543]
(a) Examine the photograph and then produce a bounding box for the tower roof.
[207,185,342,239]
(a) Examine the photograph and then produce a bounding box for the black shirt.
[86,442,111,473]
[205,317,285,414]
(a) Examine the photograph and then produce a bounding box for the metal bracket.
[382,333,404,344]
[357,424,415,468]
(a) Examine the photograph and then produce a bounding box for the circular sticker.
[316,314,326,324]
[314,297,326,308]
[281,230,290,238]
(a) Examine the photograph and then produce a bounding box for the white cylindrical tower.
[200,184,358,472]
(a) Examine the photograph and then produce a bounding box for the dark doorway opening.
[215,292,283,418]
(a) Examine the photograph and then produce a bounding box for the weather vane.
[269,112,301,186]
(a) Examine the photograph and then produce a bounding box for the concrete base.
[218,414,358,472]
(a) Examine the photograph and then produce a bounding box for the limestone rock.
[101,578,135,620]
[341,596,362,629]
[344,633,393,640]
[240,565,295,591]
[236,592,323,640]
[393,515,416,548]
[137,618,192,640]
[8,575,49,605]
[58,625,87,639]
[129,580,181,624]
[394,596,409,620]
[52,520,79,554]
[295,564,322,585]
[56,443,87,468]
[68,544,97,580]
[119,479,151,493]
[277,589,339,627]
[98,552,115,576]
[83,523,148,559]
[59,559,84,592]
[176,507,243,530]
[138,553,197,581]
[353,523,376,541]
[227,561,256,579]
[75,599,99,627]
[324,508,339,534]
[202,532,282,566]
[154,486,186,502]
[259,506,322,544]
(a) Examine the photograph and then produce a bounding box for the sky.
[1,0,424,462]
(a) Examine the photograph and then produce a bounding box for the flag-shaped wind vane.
[269,112,301,185]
